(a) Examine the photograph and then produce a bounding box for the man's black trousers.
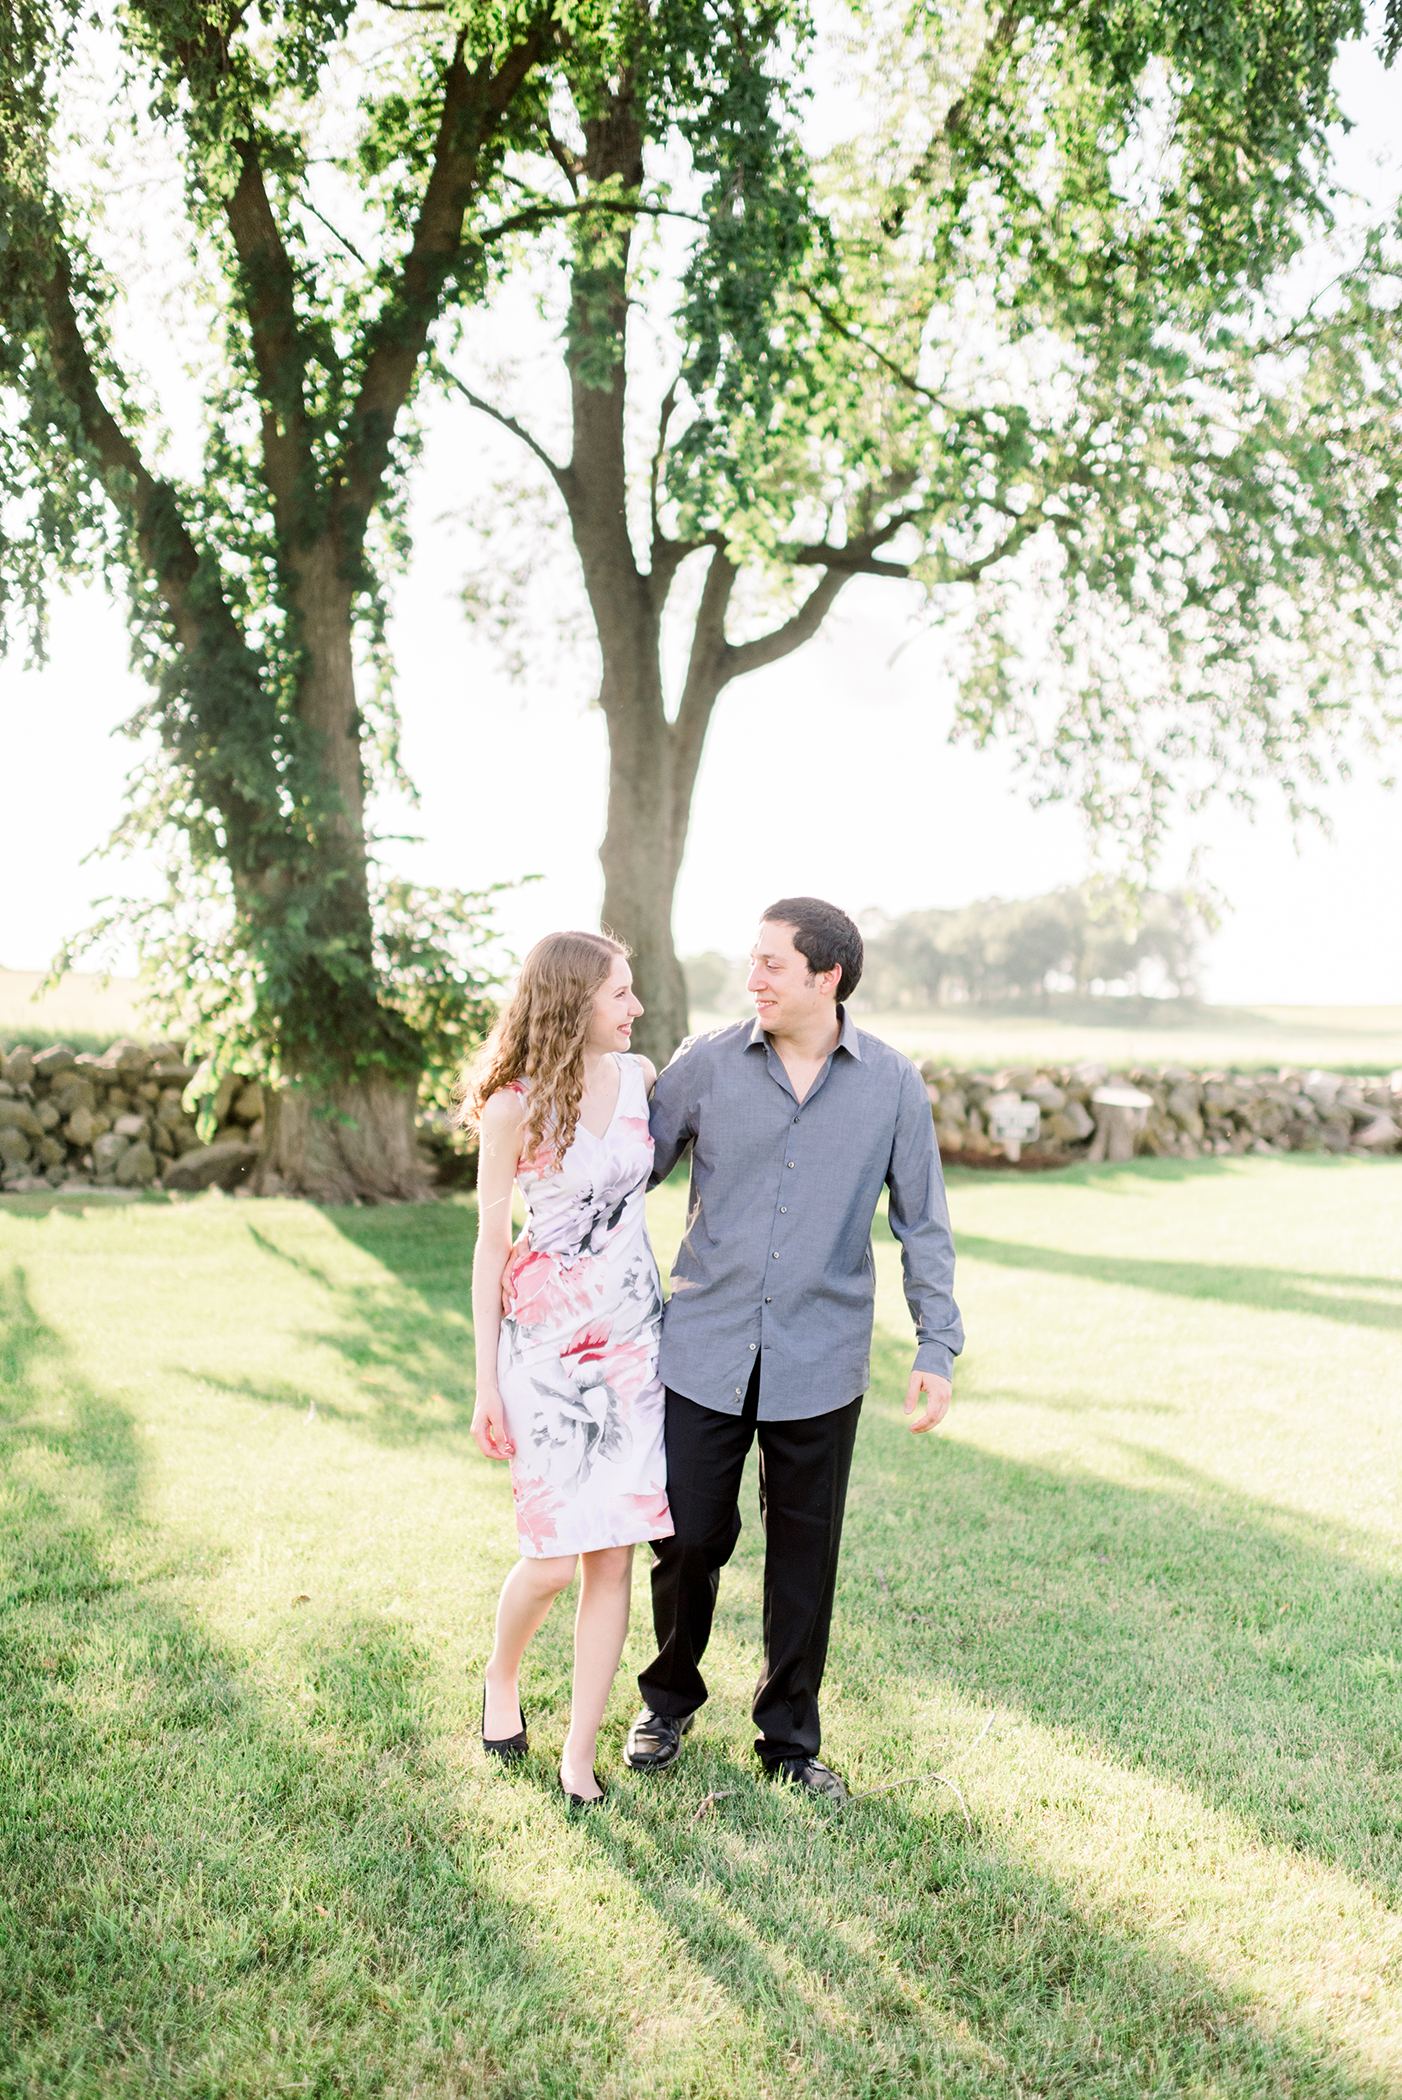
[637,1359,863,1765]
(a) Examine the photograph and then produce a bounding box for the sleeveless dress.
[498,1053,673,1558]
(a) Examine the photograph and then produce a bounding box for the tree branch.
[433,360,571,494]
[724,568,850,680]
[666,547,740,840]
[341,13,556,530]
[38,247,227,659]
[223,138,314,520]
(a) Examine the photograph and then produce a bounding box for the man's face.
[746,921,839,1034]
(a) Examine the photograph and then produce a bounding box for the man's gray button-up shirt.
[649,1009,963,1421]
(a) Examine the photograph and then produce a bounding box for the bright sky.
[1,27,1398,1006]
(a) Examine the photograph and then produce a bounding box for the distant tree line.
[684,887,1206,1016]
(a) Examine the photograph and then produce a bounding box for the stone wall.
[922,1060,1402,1166]
[3,1031,1398,1195]
[0,1037,472,1194]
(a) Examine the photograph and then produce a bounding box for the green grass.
[2,1160,1400,2097]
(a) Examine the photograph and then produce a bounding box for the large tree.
[449,0,1402,1066]
[0,0,570,1199]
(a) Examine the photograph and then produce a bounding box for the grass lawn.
[2,1159,1400,2097]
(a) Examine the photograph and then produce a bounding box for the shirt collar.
[744,1004,863,1061]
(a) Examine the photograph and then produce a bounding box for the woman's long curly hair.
[458,930,629,1168]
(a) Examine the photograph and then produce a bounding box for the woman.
[465,930,672,1810]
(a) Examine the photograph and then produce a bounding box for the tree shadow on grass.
[946,1233,1402,1337]
[844,1335,1402,1912]
[188,1206,482,1447]
[0,1257,616,2099]
[575,1771,1392,2100]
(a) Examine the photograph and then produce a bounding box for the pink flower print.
[508,1248,601,1332]
[512,1473,565,1556]
[561,1321,613,1369]
[618,1115,654,1151]
[621,1486,672,1535]
[603,1337,653,1409]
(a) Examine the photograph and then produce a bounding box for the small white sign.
[985,1093,1041,1161]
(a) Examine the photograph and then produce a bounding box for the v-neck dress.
[498,1053,673,1557]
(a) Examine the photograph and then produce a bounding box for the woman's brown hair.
[458,930,629,1167]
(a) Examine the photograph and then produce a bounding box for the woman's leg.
[484,1553,576,1737]
[560,1544,635,1798]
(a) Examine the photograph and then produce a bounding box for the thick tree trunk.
[597,664,691,1069]
[252,1074,433,1205]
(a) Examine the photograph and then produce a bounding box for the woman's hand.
[472,1389,515,1461]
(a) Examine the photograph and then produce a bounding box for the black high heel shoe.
[481,1683,528,1764]
[560,1767,608,1813]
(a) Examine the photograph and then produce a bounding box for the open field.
[6,968,1402,1073]
[693,1002,1402,1075]
[2,1159,1401,2097]
[0,970,148,1051]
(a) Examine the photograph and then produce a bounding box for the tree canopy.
[453,0,1402,1054]
[2,0,1400,1098]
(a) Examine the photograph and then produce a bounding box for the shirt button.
[749,1342,756,1351]
[787,1161,794,1168]
[780,1206,787,1213]
[793,1115,799,1123]
[734,1387,742,1397]
[765,1296,772,1303]
[771,1250,779,1258]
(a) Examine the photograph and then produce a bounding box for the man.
[625,897,962,1800]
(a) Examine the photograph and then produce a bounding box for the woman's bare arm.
[471,1089,525,1461]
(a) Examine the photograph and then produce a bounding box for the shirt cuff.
[913,1340,955,1382]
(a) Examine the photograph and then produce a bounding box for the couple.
[467,897,963,1810]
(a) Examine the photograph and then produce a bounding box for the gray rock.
[99,1039,151,1081]
[53,1079,95,1117]
[0,1128,31,1165]
[162,1140,258,1192]
[1166,1085,1204,1139]
[115,1140,157,1185]
[1070,1060,1109,1088]
[36,1136,65,1167]
[36,1099,61,1132]
[0,1099,42,1138]
[92,1132,131,1176]
[230,1081,263,1122]
[33,1044,78,1080]
[1352,1114,1400,1151]
[2,1046,35,1088]
[152,1060,198,1088]
[64,1106,96,1148]
[112,1112,151,1141]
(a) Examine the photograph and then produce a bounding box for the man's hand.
[471,1390,515,1461]
[903,1368,951,1434]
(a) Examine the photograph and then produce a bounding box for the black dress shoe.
[623,1707,695,1770]
[560,1768,608,1813]
[764,1756,848,1803]
[481,1684,528,1764]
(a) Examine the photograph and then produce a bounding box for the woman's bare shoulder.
[634,1054,657,1092]
[478,1086,526,1135]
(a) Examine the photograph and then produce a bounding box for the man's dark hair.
[761,897,864,1003]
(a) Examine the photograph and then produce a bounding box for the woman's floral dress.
[499,1053,673,1558]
